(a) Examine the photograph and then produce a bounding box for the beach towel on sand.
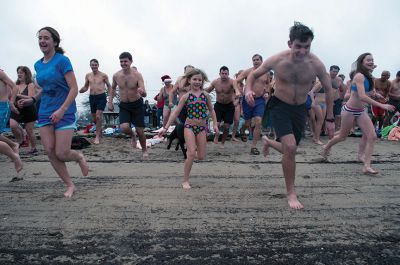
[388,127,400,141]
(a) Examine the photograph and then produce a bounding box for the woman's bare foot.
[321,145,330,161]
[358,154,365,163]
[182,181,191,190]
[362,166,378,175]
[78,154,89,176]
[142,150,149,158]
[313,138,324,145]
[262,136,270,157]
[13,155,23,173]
[93,137,100,145]
[64,185,76,198]
[287,193,304,209]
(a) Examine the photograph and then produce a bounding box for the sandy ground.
[0,133,399,264]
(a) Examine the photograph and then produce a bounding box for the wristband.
[325,118,334,122]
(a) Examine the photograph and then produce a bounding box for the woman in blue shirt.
[34,26,88,198]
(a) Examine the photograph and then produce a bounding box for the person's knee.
[55,149,70,161]
[186,149,197,159]
[283,143,297,157]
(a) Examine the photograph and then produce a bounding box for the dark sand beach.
[0,135,399,264]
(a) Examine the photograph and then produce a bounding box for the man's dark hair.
[289,22,314,42]
[219,66,229,72]
[119,52,132,61]
[252,54,263,61]
[397,71,400,77]
[330,65,340,71]
[90,59,99,64]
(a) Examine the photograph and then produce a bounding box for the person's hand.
[50,108,66,124]
[108,101,114,111]
[158,127,167,137]
[213,125,220,135]
[245,91,255,107]
[382,103,395,112]
[138,87,145,96]
[17,97,34,108]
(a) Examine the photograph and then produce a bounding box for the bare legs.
[120,123,148,157]
[213,122,231,148]
[183,129,206,190]
[0,136,22,172]
[232,102,241,141]
[40,126,89,198]
[322,112,378,174]
[312,104,325,145]
[92,111,104,145]
[262,134,303,209]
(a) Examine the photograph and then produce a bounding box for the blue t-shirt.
[34,53,77,117]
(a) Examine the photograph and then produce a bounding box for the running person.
[206,66,240,147]
[159,68,219,190]
[322,53,395,175]
[79,59,111,144]
[246,22,335,209]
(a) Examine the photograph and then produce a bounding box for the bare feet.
[321,145,330,161]
[78,154,89,176]
[219,143,225,149]
[182,181,191,190]
[13,155,23,173]
[287,193,304,209]
[362,166,378,175]
[262,136,270,157]
[313,138,324,145]
[64,185,76,198]
[231,136,240,142]
[93,137,100,145]
[142,150,149,158]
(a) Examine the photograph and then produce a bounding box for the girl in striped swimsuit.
[322,53,395,174]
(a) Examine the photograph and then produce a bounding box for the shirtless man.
[235,54,270,155]
[171,65,194,122]
[108,52,148,157]
[0,70,22,172]
[329,65,346,131]
[246,22,335,209]
[79,59,111,144]
[386,71,400,125]
[372,71,391,129]
[206,66,241,147]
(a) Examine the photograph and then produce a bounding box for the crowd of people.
[1,22,399,209]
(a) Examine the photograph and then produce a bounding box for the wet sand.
[0,135,399,264]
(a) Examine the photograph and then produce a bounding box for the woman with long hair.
[322,53,395,174]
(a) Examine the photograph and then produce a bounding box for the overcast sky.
[1,0,399,110]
